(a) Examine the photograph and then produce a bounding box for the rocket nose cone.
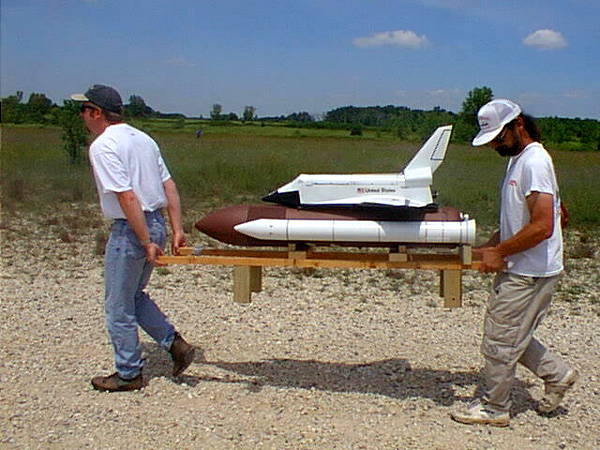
[195,205,253,245]
[195,214,218,235]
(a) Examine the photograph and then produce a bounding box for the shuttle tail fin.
[403,125,452,175]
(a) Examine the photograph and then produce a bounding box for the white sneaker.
[450,400,510,427]
[539,369,579,414]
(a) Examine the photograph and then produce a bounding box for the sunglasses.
[79,104,99,113]
[492,120,516,144]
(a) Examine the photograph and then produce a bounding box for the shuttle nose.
[262,190,301,207]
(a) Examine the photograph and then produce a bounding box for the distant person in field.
[451,99,577,427]
[71,84,195,392]
[196,129,203,139]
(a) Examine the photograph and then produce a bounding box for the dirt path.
[1,207,598,449]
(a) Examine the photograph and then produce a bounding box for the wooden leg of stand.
[233,266,262,303]
[249,266,262,293]
[440,269,462,308]
[461,245,472,265]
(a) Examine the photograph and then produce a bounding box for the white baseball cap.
[472,99,522,146]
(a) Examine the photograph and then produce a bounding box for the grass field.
[1,125,599,229]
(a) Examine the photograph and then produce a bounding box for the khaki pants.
[481,272,570,411]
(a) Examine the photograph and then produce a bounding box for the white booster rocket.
[235,217,476,245]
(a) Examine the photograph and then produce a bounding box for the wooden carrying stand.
[159,244,480,308]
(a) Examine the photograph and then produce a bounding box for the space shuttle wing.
[313,195,424,208]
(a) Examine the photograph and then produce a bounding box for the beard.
[495,144,521,157]
[495,131,523,157]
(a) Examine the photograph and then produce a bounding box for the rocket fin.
[403,125,452,175]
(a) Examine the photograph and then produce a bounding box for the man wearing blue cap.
[451,99,577,426]
[71,84,195,391]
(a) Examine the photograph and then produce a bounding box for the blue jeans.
[104,210,175,379]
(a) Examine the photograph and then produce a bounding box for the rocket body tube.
[234,218,476,245]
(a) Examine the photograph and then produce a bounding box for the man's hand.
[473,247,506,273]
[171,230,187,256]
[163,178,186,256]
[144,242,166,266]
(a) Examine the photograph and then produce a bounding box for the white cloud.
[429,88,460,98]
[411,0,477,10]
[353,30,429,49]
[390,88,463,111]
[562,90,586,99]
[523,29,568,50]
[165,57,196,68]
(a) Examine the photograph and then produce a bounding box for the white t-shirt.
[89,123,172,219]
[500,142,563,277]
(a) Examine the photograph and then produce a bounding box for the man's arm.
[474,191,555,273]
[163,178,186,255]
[117,190,165,265]
[476,230,500,249]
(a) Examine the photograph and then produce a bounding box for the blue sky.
[2,0,599,119]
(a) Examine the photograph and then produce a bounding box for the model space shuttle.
[262,125,451,210]
[196,125,476,247]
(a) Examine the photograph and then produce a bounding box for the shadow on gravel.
[209,359,535,412]
[141,341,206,381]
[209,358,467,406]
[140,343,538,416]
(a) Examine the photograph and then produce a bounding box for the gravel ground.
[1,204,599,450]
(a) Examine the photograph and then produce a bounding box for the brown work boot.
[539,369,579,413]
[91,372,146,392]
[169,332,195,376]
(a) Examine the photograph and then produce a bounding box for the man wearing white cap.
[451,99,577,426]
[71,84,195,391]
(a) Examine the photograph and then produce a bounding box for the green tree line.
[322,87,600,151]
[0,91,185,124]
[2,87,599,151]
